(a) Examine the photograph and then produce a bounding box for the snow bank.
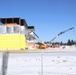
[2,52,76,75]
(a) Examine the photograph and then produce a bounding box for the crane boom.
[58,27,74,36]
[32,32,45,44]
[50,27,74,42]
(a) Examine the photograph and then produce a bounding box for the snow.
[0,49,76,75]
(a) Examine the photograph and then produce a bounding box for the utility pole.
[1,52,9,75]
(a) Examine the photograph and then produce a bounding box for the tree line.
[66,39,76,45]
[45,39,76,46]
[60,39,76,46]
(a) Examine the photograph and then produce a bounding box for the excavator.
[29,27,74,49]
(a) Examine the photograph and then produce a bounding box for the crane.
[33,32,45,44]
[28,27,74,49]
[50,27,74,42]
[28,31,48,49]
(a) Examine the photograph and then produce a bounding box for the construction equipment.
[30,32,48,49]
[49,27,74,48]
[50,27,74,42]
[28,27,74,49]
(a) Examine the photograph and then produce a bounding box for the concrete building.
[0,17,28,35]
[0,17,35,50]
[27,26,36,49]
[28,26,35,32]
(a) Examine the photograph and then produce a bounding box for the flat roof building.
[28,26,35,32]
[0,17,28,27]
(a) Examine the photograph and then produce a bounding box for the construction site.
[0,17,75,51]
[0,17,76,75]
[0,17,51,51]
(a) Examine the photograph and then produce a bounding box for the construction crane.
[29,27,74,49]
[50,27,74,42]
[30,32,48,49]
[33,32,45,44]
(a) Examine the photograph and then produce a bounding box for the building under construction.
[0,17,35,50]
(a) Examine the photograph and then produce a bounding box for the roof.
[28,26,34,29]
[0,17,28,27]
[28,26,35,31]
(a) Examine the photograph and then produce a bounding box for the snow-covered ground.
[0,49,76,75]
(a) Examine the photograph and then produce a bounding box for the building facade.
[0,17,34,50]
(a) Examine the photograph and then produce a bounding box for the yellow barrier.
[0,34,28,50]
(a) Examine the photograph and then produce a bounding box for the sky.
[0,0,76,42]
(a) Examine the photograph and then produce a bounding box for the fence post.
[1,52,9,75]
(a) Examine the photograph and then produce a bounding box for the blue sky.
[0,0,76,42]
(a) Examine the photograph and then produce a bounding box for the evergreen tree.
[71,40,74,45]
[60,41,63,45]
[67,39,71,45]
